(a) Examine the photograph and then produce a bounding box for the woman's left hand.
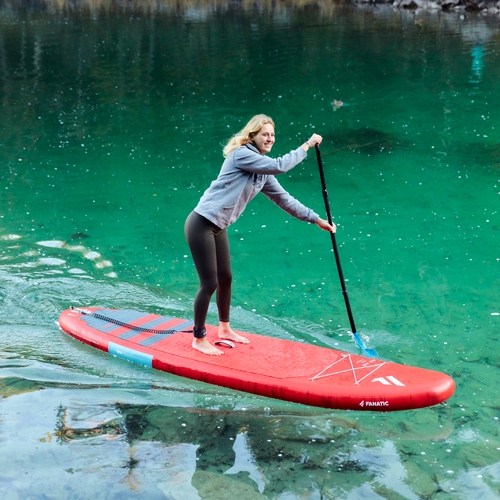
[316,217,336,233]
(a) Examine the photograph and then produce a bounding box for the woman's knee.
[200,279,218,297]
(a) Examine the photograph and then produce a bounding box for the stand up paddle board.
[59,307,455,412]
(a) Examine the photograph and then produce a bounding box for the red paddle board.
[58,307,455,412]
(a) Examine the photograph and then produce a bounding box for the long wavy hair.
[223,114,275,158]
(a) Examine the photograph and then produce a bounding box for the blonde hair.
[223,114,275,158]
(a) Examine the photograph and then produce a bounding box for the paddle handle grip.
[315,145,357,335]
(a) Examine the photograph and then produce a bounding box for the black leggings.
[184,211,232,330]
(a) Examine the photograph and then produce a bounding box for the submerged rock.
[262,416,353,443]
[372,483,410,500]
[431,493,457,500]
[403,460,438,497]
[359,408,454,441]
[0,376,42,399]
[192,470,267,499]
[457,441,500,468]
[70,232,89,240]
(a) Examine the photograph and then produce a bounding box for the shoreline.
[1,0,500,16]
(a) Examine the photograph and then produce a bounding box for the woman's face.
[252,123,275,155]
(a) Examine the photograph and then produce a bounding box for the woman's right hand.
[307,134,323,148]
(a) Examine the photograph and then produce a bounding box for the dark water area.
[1,1,500,498]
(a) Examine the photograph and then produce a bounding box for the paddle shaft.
[315,145,357,334]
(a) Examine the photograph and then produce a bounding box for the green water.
[1,1,500,498]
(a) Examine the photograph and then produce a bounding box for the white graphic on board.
[371,376,405,386]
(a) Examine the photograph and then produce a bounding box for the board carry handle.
[70,306,92,315]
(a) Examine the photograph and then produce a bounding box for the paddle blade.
[352,331,378,358]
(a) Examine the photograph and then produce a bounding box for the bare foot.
[192,338,223,355]
[219,322,250,344]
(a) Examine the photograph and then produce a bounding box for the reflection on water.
[1,1,500,499]
[0,380,471,499]
[471,46,485,82]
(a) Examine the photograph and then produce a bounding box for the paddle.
[315,145,378,357]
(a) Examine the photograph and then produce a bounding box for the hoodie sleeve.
[234,145,307,175]
[260,176,319,223]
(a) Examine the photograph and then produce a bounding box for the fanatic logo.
[360,401,389,407]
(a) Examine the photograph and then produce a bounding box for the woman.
[185,114,336,355]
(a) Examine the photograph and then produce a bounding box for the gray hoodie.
[194,143,319,229]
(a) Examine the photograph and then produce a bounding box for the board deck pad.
[59,307,455,412]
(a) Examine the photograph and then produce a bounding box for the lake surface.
[1,1,500,498]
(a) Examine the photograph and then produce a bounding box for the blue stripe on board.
[109,342,153,368]
[81,309,148,333]
[138,320,194,347]
[118,316,174,340]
